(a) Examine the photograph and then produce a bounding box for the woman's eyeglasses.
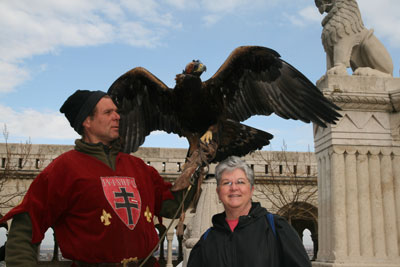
[219,179,248,187]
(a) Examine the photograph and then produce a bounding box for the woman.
[187,156,311,267]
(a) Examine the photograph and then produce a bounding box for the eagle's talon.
[200,130,213,144]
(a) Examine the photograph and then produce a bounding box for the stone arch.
[277,202,318,260]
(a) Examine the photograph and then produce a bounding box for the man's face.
[83,97,120,145]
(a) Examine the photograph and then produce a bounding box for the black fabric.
[0,243,5,261]
[187,202,311,267]
[60,90,106,134]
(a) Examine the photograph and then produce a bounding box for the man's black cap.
[60,90,106,134]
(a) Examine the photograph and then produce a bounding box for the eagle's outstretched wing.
[108,67,182,153]
[203,46,341,127]
[213,119,273,162]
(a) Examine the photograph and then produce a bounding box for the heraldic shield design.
[101,177,142,230]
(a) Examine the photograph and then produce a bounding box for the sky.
[1,0,399,152]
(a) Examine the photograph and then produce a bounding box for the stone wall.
[0,143,317,215]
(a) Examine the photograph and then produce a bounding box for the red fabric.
[226,218,239,232]
[1,150,173,263]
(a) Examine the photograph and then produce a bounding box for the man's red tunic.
[1,150,174,263]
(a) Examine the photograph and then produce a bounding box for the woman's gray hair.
[215,156,254,186]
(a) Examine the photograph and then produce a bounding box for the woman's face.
[216,168,254,211]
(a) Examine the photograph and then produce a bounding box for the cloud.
[164,0,198,10]
[199,0,275,26]
[120,0,181,28]
[0,0,180,93]
[141,131,188,148]
[297,6,322,24]
[117,22,163,47]
[357,0,400,47]
[0,104,78,143]
[202,14,222,27]
[0,1,115,62]
[201,0,250,13]
[0,61,30,93]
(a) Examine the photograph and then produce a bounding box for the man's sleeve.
[275,216,312,267]
[147,164,197,219]
[5,212,39,266]
[159,183,197,219]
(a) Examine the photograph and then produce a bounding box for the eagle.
[108,46,341,190]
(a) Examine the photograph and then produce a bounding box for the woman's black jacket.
[187,202,311,267]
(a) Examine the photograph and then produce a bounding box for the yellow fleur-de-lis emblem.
[144,206,152,223]
[101,209,112,226]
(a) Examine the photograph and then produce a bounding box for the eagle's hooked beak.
[195,63,207,75]
[184,60,207,77]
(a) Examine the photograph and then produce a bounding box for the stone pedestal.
[313,75,400,267]
[182,179,224,266]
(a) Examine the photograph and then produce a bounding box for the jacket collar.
[212,202,268,231]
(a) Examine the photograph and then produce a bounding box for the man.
[1,90,194,266]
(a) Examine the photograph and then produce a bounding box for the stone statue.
[315,0,393,77]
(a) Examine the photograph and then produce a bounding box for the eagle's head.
[183,60,207,77]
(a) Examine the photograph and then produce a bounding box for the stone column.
[182,179,224,267]
[166,230,174,267]
[313,75,400,267]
